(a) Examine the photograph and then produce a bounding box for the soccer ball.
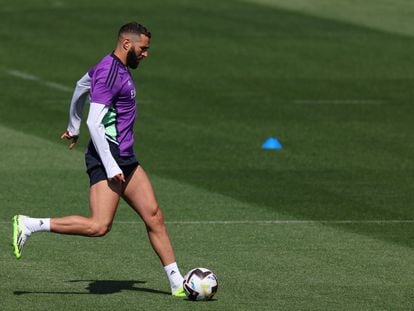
[183,268,218,301]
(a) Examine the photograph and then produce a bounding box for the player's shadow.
[14,280,170,296]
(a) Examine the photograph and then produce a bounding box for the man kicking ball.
[12,21,185,297]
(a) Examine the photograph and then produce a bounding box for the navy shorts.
[85,140,139,186]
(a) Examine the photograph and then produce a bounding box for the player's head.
[117,22,151,69]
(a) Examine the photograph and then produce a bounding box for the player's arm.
[86,103,125,182]
[61,72,91,149]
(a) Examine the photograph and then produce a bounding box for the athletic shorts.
[85,140,139,186]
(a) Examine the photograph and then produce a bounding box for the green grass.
[243,0,414,37]
[0,0,414,309]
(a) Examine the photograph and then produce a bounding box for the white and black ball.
[183,268,218,301]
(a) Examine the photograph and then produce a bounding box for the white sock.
[22,217,51,233]
[164,262,184,293]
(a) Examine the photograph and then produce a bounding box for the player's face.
[126,34,150,69]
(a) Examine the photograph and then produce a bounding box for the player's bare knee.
[146,206,165,231]
[88,221,112,237]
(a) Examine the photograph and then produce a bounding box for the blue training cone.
[262,137,282,149]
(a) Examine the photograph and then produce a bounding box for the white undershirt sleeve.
[67,73,91,137]
[86,102,122,179]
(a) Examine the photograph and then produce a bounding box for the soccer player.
[12,22,186,297]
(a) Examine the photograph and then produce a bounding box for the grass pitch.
[0,0,413,309]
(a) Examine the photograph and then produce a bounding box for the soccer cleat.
[12,215,31,259]
[172,287,186,298]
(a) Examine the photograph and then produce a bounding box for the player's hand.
[110,173,125,183]
[60,130,79,149]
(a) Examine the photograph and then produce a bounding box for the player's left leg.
[50,179,122,236]
[12,179,122,259]
[122,165,185,296]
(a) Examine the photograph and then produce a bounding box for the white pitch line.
[6,69,72,93]
[126,220,414,225]
[293,99,385,105]
[5,69,151,104]
[0,220,412,225]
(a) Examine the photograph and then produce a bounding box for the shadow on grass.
[14,280,170,296]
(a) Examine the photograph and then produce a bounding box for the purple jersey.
[88,53,137,156]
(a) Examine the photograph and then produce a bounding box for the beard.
[126,49,140,69]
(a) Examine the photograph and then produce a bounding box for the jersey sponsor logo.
[131,89,136,99]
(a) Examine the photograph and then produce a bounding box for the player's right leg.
[12,179,121,259]
[122,166,185,297]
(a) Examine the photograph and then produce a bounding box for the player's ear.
[121,38,131,51]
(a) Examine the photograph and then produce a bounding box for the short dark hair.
[118,22,151,39]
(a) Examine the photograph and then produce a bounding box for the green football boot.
[12,215,31,259]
